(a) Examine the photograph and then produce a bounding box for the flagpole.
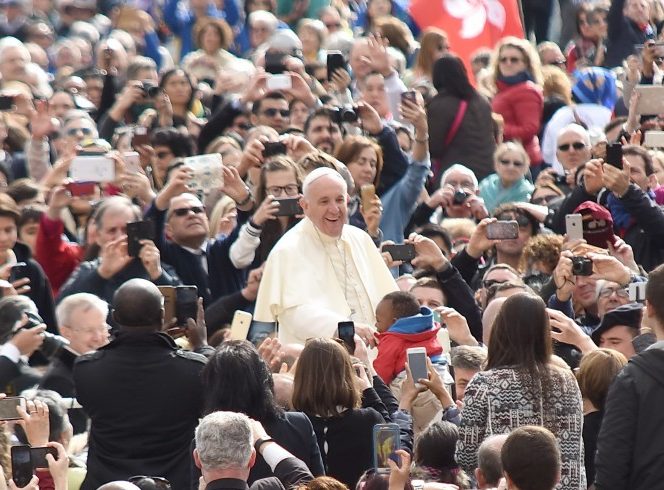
[516,0,526,38]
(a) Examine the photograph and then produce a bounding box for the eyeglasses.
[262,108,290,118]
[156,151,172,159]
[66,127,93,136]
[482,278,508,289]
[266,184,299,197]
[70,324,111,336]
[499,56,523,64]
[498,158,525,168]
[598,287,629,299]
[172,206,205,217]
[128,476,172,490]
[558,142,587,151]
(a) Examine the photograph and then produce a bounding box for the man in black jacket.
[194,411,313,490]
[594,264,664,490]
[605,0,657,68]
[74,278,207,490]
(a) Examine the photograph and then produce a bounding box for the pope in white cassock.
[254,167,398,345]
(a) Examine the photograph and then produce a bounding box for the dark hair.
[622,144,655,175]
[414,421,469,487]
[201,340,283,422]
[357,472,412,490]
[304,107,342,135]
[493,202,539,236]
[382,291,420,319]
[415,224,452,255]
[603,116,627,137]
[150,127,195,158]
[253,91,288,115]
[432,54,475,100]
[194,17,233,50]
[18,205,44,229]
[575,3,593,36]
[501,426,561,490]
[6,179,41,207]
[487,293,552,385]
[647,263,664,327]
[0,193,20,224]
[15,390,67,443]
[0,296,34,344]
[159,68,195,111]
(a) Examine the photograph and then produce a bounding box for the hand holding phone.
[565,214,584,242]
[382,244,416,262]
[373,423,401,472]
[175,286,198,327]
[126,220,155,257]
[11,445,33,487]
[406,347,428,384]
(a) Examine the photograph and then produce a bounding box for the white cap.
[302,167,347,196]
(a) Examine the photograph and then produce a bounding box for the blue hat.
[591,302,643,344]
[572,67,618,110]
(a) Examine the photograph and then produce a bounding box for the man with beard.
[304,108,343,155]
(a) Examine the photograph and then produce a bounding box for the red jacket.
[35,214,85,295]
[492,80,544,165]
[373,326,442,385]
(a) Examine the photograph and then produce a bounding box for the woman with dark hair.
[457,293,584,490]
[426,54,496,188]
[158,68,202,126]
[292,338,388,488]
[413,421,470,489]
[200,340,324,483]
[565,3,607,72]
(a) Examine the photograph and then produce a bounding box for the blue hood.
[388,307,435,334]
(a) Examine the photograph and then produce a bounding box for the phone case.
[383,244,416,262]
[565,214,584,242]
[275,198,303,217]
[406,347,428,382]
[0,397,25,420]
[182,154,224,195]
[126,221,155,257]
[176,286,198,326]
[360,184,376,210]
[158,286,176,324]
[230,311,252,340]
[373,424,400,472]
[486,221,519,240]
[11,446,33,487]
[70,156,116,183]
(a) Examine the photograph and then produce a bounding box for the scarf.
[497,71,535,86]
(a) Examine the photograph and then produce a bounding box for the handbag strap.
[444,100,468,146]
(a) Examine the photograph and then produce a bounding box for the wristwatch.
[254,437,275,452]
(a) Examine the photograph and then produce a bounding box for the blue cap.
[572,67,617,110]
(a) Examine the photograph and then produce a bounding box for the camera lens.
[453,190,469,205]
[341,107,358,123]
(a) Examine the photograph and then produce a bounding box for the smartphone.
[30,447,57,469]
[373,423,400,473]
[643,130,664,148]
[406,347,428,383]
[123,151,141,173]
[126,220,155,258]
[11,445,33,487]
[327,50,346,81]
[360,184,376,212]
[0,95,15,111]
[337,321,355,354]
[383,244,416,262]
[9,262,27,283]
[400,90,417,104]
[565,214,584,242]
[486,220,519,240]
[266,74,292,91]
[70,156,115,182]
[262,141,288,158]
[605,142,623,169]
[65,181,96,197]
[132,127,150,148]
[230,310,252,340]
[265,51,286,74]
[0,397,26,420]
[175,285,198,327]
[629,282,647,302]
[275,197,303,217]
[157,286,176,324]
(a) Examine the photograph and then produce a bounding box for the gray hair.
[195,411,253,471]
[56,293,109,327]
[556,123,591,147]
[440,164,479,190]
[248,10,278,31]
[0,37,29,64]
[94,196,142,230]
[478,434,508,486]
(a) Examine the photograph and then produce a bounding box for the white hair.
[56,293,109,327]
[248,10,278,31]
[0,37,29,63]
[440,164,479,190]
[195,411,253,471]
[302,167,348,197]
[556,123,591,146]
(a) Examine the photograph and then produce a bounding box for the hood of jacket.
[377,307,439,341]
[630,346,664,389]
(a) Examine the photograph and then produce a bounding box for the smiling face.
[347,146,378,190]
[301,173,348,238]
[166,194,209,246]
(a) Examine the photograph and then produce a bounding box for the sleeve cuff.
[261,442,294,471]
[0,342,21,363]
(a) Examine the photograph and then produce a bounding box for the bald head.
[476,434,508,488]
[482,296,507,346]
[112,279,164,330]
[97,482,141,490]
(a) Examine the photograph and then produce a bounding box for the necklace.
[314,227,356,316]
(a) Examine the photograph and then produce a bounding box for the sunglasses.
[482,278,507,289]
[557,142,587,151]
[496,214,530,228]
[262,108,290,118]
[598,287,629,299]
[156,151,172,159]
[172,206,205,217]
[499,56,523,64]
[66,127,93,136]
[531,194,559,205]
[498,159,525,168]
[237,122,251,130]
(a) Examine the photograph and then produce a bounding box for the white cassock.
[254,217,398,345]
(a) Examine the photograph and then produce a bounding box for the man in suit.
[74,278,208,490]
[194,411,313,490]
[39,293,110,433]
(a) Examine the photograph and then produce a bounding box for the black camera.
[23,312,69,359]
[453,190,470,205]
[328,106,358,124]
[141,81,161,98]
[571,256,593,276]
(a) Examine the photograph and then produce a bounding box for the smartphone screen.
[383,244,416,262]
[9,262,27,283]
[30,447,57,469]
[373,423,400,472]
[605,142,623,169]
[327,51,346,81]
[275,198,303,217]
[126,220,155,257]
[11,445,33,487]
[486,221,519,240]
[0,397,26,420]
[565,214,584,242]
[406,347,428,383]
[175,286,198,326]
[0,95,15,111]
[337,321,355,354]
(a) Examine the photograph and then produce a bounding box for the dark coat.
[74,331,207,490]
[13,242,57,334]
[594,344,664,490]
[204,456,313,490]
[427,90,496,186]
[605,0,657,68]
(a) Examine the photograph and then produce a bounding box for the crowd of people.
[0,0,663,489]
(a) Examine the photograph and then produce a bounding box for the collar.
[302,217,346,245]
[205,478,249,490]
[101,330,178,350]
[181,242,208,256]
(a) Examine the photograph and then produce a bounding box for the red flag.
[410,0,524,70]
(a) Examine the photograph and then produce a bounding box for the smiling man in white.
[254,167,397,345]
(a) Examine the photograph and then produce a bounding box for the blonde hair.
[208,195,236,238]
[494,141,530,168]
[489,36,543,92]
[541,65,573,104]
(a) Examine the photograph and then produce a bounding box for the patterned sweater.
[456,366,586,490]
